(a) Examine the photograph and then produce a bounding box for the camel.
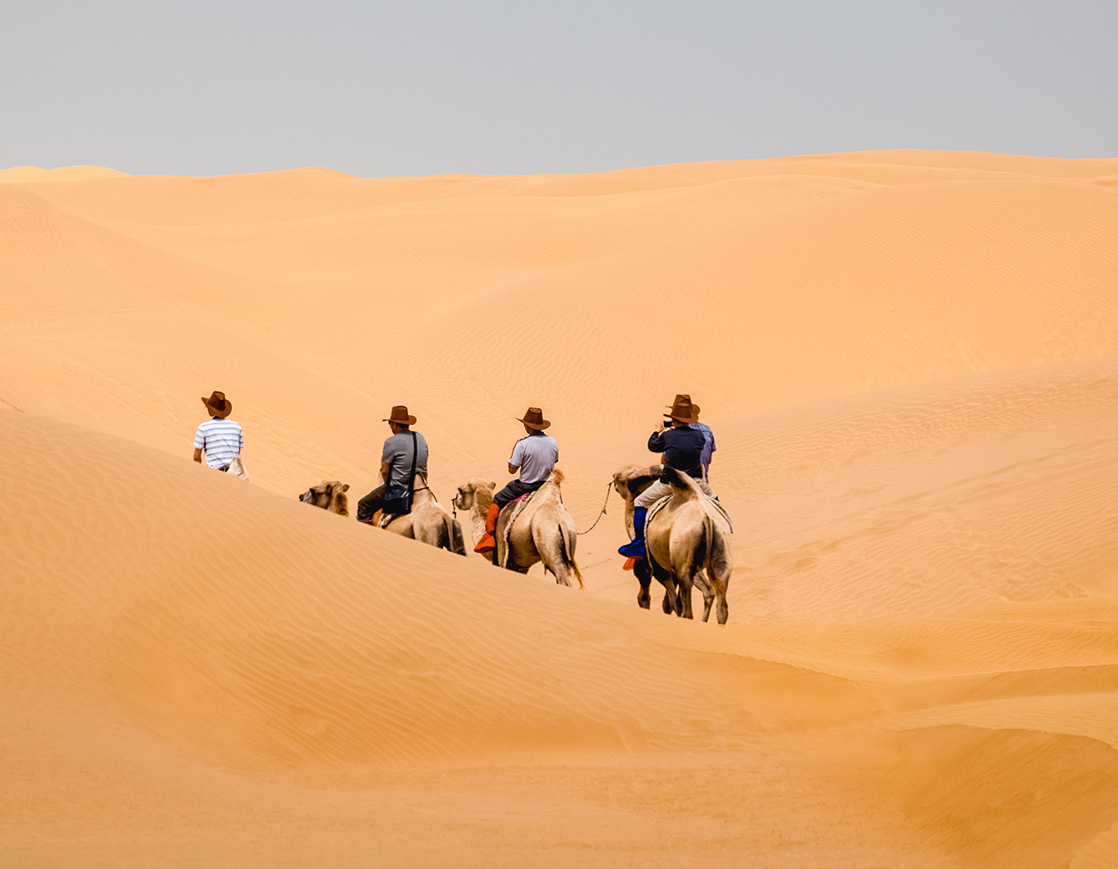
[453,471,584,588]
[612,464,732,622]
[299,480,350,515]
[299,477,466,556]
[375,474,468,556]
[644,467,732,624]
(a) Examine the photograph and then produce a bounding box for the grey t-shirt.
[382,430,429,488]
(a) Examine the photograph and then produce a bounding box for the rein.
[448,482,610,535]
[575,481,613,536]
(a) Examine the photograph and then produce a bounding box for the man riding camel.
[474,407,559,556]
[356,405,429,525]
[618,395,715,560]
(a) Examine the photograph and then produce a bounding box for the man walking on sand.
[474,407,559,555]
[357,405,429,524]
[193,391,244,472]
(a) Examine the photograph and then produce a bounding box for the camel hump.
[663,466,701,498]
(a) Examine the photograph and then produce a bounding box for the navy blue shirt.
[648,426,705,481]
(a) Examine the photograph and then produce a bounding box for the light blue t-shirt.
[509,431,559,484]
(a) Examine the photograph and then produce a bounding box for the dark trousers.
[357,485,387,522]
[494,479,545,510]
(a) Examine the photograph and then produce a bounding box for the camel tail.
[704,514,728,598]
[449,516,468,556]
[434,516,451,551]
[557,526,584,590]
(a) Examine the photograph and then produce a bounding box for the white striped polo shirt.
[193,417,244,469]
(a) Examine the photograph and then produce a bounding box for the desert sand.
[2,150,1117,867]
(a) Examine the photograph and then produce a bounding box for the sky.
[4,0,1117,178]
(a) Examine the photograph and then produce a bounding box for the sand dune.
[0,165,129,183]
[1,150,1117,866]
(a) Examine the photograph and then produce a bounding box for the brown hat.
[666,394,700,418]
[383,405,417,426]
[201,390,232,418]
[664,396,698,424]
[517,407,551,430]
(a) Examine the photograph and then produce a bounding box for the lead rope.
[576,481,613,536]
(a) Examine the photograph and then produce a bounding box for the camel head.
[611,465,663,503]
[299,480,350,516]
[452,478,495,513]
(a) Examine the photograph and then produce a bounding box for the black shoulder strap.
[407,431,418,491]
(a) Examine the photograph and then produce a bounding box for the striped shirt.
[194,417,244,469]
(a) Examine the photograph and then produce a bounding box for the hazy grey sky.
[4,0,1116,177]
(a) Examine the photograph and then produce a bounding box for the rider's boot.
[473,502,500,553]
[618,506,647,559]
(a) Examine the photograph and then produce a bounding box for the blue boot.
[618,506,647,558]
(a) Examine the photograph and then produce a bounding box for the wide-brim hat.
[666,393,700,419]
[202,390,232,418]
[383,405,417,426]
[517,407,551,430]
[664,397,699,424]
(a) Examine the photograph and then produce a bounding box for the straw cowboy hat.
[667,394,701,418]
[664,396,699,424]
[383,405,417,426]
[201,390,232,419]
[517,407,551,430]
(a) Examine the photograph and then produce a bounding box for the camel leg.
[694,570,715,623]
[538,538,572,587]
[712,568,729,625]
[544,560,572,587]
[701,561,730,624]
[650,560,677,616]
[677,569,696,620]
[634,558,652,609]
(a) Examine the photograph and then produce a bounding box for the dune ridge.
[2,151,1117,866]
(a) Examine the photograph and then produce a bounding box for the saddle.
[646,491,733,534]
[376,510,405,530]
